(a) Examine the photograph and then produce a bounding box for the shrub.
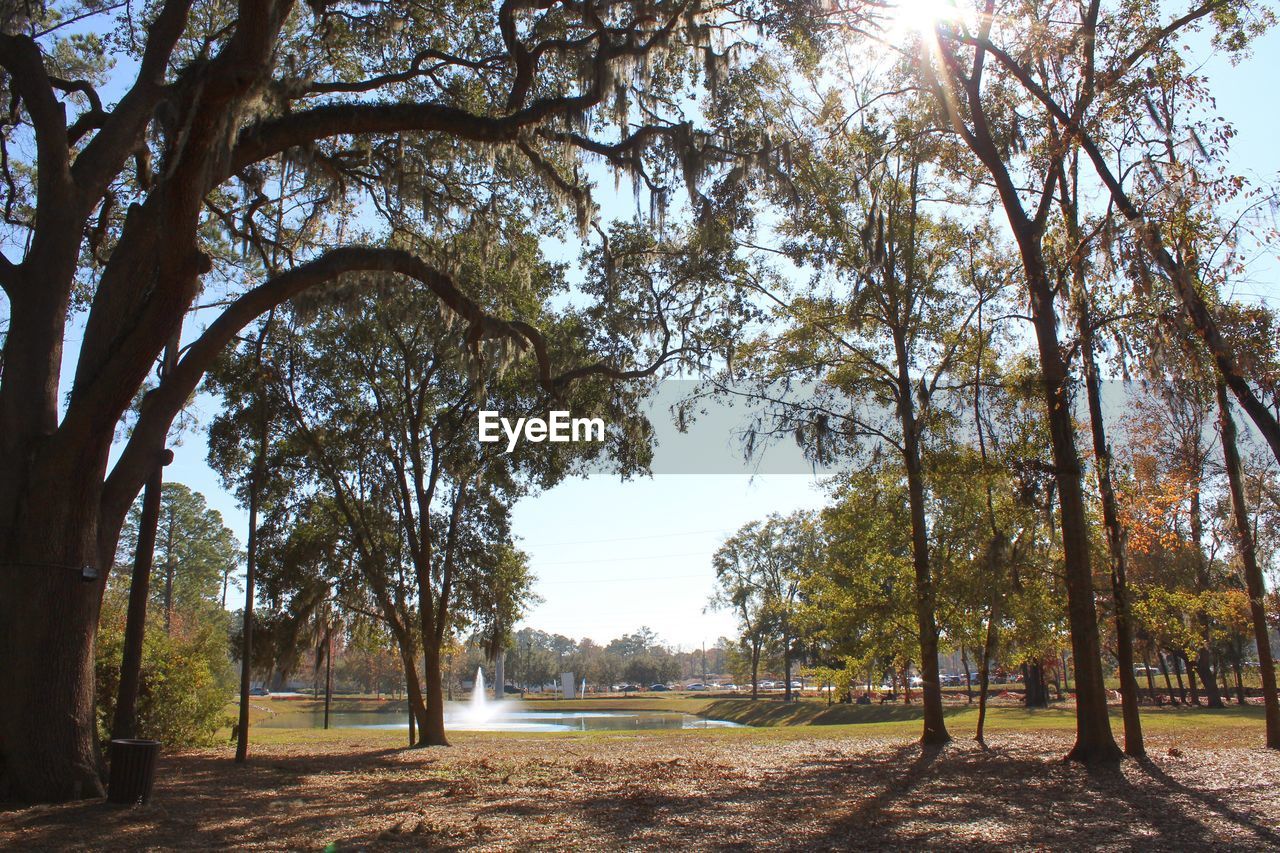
[96,585,235,747]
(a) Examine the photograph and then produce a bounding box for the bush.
[96,586,235,747]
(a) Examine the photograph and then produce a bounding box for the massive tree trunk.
[1,315,122,800]
[1216,380,1280,747]
[0,520,107,802]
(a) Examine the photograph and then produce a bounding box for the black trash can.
[107,738,161,805]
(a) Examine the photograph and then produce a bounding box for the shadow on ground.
[702,698,972,726]
[2,731,1278,850]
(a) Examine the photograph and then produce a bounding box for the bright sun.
[884,0,963,41]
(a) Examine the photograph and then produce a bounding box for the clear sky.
[113,13,1280,652]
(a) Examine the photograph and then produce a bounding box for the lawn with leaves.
[3,707,1279,850]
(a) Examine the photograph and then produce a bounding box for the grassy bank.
[220,694,1277,752]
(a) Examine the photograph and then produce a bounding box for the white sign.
[478,411,605,453]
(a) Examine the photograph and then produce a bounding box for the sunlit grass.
[212,694,1275,752]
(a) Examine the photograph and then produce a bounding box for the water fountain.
[256,664,742,733]
[580,677,587,699]
[469,666,492,722]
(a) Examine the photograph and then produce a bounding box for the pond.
[255,704,743,732]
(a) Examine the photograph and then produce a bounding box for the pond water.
[255,705,743,732]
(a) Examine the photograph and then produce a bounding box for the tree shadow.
[1131,757,1280,847]
[3,737,1279,850]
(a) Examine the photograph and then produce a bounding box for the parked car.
[649,683,671,692]
[249,686,269,696]
[720,684,739,692]
[686,682,708,691]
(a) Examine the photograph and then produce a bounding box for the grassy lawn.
[224,694,1275,753]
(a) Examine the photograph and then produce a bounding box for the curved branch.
[100,245,529,541]
[230,1,693,174]
[49,76,105,145]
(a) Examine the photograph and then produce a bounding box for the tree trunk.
[783,630,793,702]
[0,502,107,801]
[1173,653,1189,704]
[395,638,427,745]
[1077,316,1145,756]
[1142,648,1157,703]
[1025,662,1048,708]
[323,627,333,730]
[1158,651,1179,704]
[976,590,1001,745]
[751,643,760,700]
[898,362,950,745]
[162,511,175,637]
[419,641,449,747]
[112,457,165,741]
[1216,379,1280,746]
[235,460,262,764]
[1016,246,1119,761]
[942,55,1118,761]
[961,645,973,704]
[493,647,505,702]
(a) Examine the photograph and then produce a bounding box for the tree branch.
[70,0,193,199]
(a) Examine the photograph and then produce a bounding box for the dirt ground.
[3,729,1279,851]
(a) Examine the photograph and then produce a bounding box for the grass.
[222,694,1276,753]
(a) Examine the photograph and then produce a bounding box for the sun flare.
[884,0,963,41]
